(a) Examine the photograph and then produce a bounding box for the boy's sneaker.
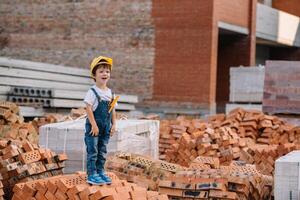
[97,172,112,184]
[87,174,106,185]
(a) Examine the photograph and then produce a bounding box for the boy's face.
[94,65,111,85]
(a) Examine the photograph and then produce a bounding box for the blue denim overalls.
[85,88,112,176]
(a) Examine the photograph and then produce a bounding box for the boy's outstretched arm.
[110,109,116,136]
[86,104,99,136]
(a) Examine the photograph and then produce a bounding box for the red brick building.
[1,0,300,115]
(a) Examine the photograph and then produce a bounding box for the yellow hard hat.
[90,56,113,77]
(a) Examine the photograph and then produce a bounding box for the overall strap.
[90,88,101,102]
[110,90,115,104]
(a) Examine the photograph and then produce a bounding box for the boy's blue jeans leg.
[85,123,111,176]
[96,125,110,174]
[85,124,99,176]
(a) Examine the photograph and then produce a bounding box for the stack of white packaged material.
[275,150,300,200]
[39,118,159,173]
[229,66,265,103]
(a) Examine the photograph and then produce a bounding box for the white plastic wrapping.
[275,150,300,200]
[39,119,159,173]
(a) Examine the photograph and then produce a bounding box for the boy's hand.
[110,124,116,137]
[90,125,99,136]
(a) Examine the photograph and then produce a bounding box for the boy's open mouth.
[101,77,108,80]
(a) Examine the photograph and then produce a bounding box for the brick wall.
[151,0,255,113]
[0,0,155,101]
[151,0,214,111]
[273,0,300,17]
[0,0,257,114]
[215,0,251,28]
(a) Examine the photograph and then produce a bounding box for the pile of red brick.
[160,108,300,175]
[0,101,39,144]
[0,138,67,199]
[106,153,273,200]
[31,114,63,129]
[0,102,21,125]
[32,107,87,129]
[238,143,296,175]
[106,152,184,191]
[159,164,272,200]
[159,120,178,160]
[12,171,169,200]
[139,113,160,120]
[0,175,3,200]
[32,107,131,129]
[0,102,88,144]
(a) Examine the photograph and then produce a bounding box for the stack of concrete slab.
[0,57,138,117]
[39,119,159,173]
[226,66,264,113]
[274,150,300,200]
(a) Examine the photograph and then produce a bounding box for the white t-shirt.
[84,85,114,111]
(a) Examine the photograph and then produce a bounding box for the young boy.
[84,55,117,185]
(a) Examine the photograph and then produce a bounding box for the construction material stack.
[106,152,273,200]
[274,150,300,200]
[0,57,138,117]
[263,61,300,126]
[12,171,169,200]
[39,119,160,173]
[0,138,67,199]
[106,152,185,190]
[0,101,39,143]
[227,66,264,112]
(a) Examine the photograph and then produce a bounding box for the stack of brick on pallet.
[0,138,67,199]
[106,152,184,191]
[105,153,273,200]
[0,101,39,144]
[12,171,169,200]
[159,163,272,199]
[161,108,300,176]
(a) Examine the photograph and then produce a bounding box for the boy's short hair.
[91,63,111,77]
